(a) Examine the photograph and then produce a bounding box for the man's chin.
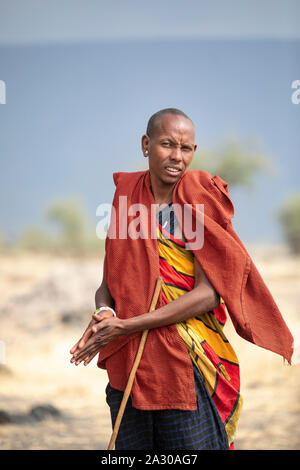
[162,171,184,184]
[149,168,185,187]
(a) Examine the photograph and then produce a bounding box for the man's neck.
[149,174,175,206]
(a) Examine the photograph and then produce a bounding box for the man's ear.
[141,134,150,157]
[193,144,197,152]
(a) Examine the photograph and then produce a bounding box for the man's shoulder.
[182,170,229,195]
[113,170,148,187]
[177,170,234,223]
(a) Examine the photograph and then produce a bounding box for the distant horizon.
[1,0,300,46]
[1,36,300,49]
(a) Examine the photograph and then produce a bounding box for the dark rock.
[0,410,11,424]
[61,313,73,323]
[0,404,62,425]
[10,413,33,424]
[0,364,13,376]
[29,404,61,421]
[60,310,84,325]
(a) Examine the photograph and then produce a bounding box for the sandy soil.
[0,247,299,450]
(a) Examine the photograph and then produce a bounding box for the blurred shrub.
[0,235,9,254]
[277,194,300,254]
[189,135,272,188]
[46,200,87,253]
[19,199,104,256]
[18,228,56,252]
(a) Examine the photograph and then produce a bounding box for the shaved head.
[146,108,194,138]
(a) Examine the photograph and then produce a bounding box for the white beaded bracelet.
[94,306,117,317]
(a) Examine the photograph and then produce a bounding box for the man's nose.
[170,147,182,161]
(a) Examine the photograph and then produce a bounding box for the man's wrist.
[94,306,116,317]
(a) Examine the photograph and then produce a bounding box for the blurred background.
[0,0,299,450]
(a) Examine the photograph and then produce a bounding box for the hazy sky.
[0,0,300,45]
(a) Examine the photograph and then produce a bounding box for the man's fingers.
[69,316,101,362]
[70,343,79,354]
[91,317,110,333]
[77,342,95,361]
[69,319,96,354]
[92,313,107,321]
[70,339,83,354]
[78,327,94,348]
[70,317,109,365]
[73,316,107,351]
[75,350,92,365]
[73,335,97,363]
[91,322,104,333]
[84,351,98,366]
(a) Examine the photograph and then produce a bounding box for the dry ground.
[0,246,299,450]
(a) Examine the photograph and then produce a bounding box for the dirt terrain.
[0,247,299,450]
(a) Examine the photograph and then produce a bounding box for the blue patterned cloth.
[105,362,229,450]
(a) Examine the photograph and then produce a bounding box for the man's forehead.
[154,114,195,140]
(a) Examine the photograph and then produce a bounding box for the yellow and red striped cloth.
[157,221,243,447]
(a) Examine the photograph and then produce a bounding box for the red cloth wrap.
[97,170,294,410]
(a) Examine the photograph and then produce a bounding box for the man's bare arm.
[122,256,219,335]
[95,264,115,310]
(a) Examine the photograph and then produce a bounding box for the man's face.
[142,114,197,187]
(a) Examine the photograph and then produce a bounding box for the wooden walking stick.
[107,276,162,450]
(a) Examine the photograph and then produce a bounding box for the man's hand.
[70,314,125,366]
[69,310,115,362]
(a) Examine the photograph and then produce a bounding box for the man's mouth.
[165,166,182,176]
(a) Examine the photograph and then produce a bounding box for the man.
[70,108,293,450]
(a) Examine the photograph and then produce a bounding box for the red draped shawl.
[97,170,294,410]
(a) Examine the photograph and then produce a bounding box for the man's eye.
[162,142,170,147]
[182,146,191,151]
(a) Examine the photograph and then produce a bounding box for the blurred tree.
[277,194,300,254]
[46,200,87,252]
[46,199,104,255]
[0,232,7,253]
[18,228,55,253]
[19,199,104,256]
[189,135,272,188]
